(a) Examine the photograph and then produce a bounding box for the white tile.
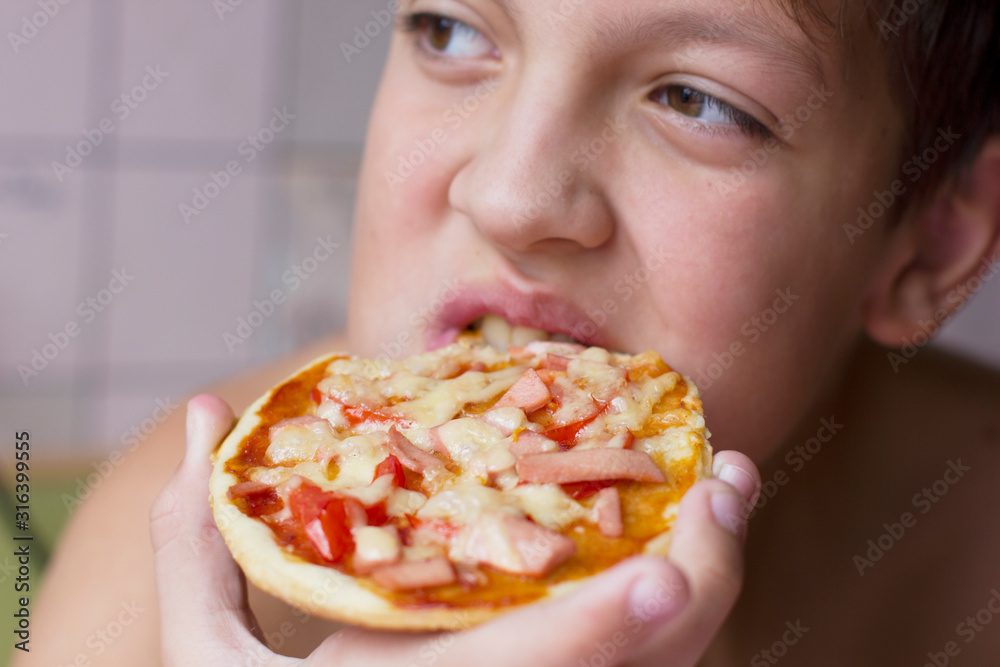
[293,0,389,145]
[115,1,276,142]
[107,170,263,366]
[0,379,80,458]
[0,0,94,136]
[0,161,91,371]
[279,152,357,345]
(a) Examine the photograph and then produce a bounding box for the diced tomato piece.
[364,500,389,526]
[545,412,601,447]
[288,480,335,526]
[310,387,323,404]
[313,497,354,562]
[374,454,407,487]
[289,480,359,562]
[561,479,619,500]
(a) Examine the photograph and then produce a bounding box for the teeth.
[511,325,549,347]
[476,314,551,352]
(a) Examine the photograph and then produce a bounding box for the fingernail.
[716,463,760,507]
[711,491,748,540]
[628,573,687,625]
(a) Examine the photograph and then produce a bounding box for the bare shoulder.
[23,335,350,667]
[859,346,1000,664]
[720,342,1000,666]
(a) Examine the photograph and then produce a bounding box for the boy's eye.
[650,84,769,138]
[402,12,497,60]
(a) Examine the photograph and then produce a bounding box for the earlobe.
[864,138,1000,348]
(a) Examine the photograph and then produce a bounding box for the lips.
[423,282,612,352]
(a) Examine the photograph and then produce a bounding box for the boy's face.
[348,0,904,458]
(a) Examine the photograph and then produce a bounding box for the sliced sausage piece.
[453,513,576,577]
[494,369,552,413]
[508,431,559,457]
[516,448,666,484]
[370,556,456,591]
[593,487,623,538]
[387,426,445,474]
[502,514,576,576]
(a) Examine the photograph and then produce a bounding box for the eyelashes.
[650,85,772,140]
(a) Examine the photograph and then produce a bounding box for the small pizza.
[210,334,711,630]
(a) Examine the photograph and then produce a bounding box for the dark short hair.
[787,0,999,209]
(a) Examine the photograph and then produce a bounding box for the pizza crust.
[210,347,711,630]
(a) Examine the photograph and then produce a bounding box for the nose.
[448,71,617,255]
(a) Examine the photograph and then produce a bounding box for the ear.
[864,137,1000,347]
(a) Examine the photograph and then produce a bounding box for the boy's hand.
[151,395,759,667]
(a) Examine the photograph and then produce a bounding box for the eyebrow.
[495,1,827,88]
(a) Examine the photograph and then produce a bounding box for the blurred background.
[0,1,998,663]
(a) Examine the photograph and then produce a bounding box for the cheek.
[621,161,868,457]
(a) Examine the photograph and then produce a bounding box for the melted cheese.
[322,433,388,489]
[388,367,524,428]
[416,486,518,524]
[265,419,335,465]
[507,484,588,530]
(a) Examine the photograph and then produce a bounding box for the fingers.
[150,395,277,665]
[625,450,761,666]
[322,557,689,667]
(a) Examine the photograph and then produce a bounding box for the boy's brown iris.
[666,86,707,118]
[426,16,455,52]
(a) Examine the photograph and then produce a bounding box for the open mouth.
[464,314,585,352]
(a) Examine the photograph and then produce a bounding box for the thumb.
[150,395,275,665]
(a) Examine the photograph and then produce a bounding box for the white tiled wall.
[1,0,997,459]
[2,0,389,459]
